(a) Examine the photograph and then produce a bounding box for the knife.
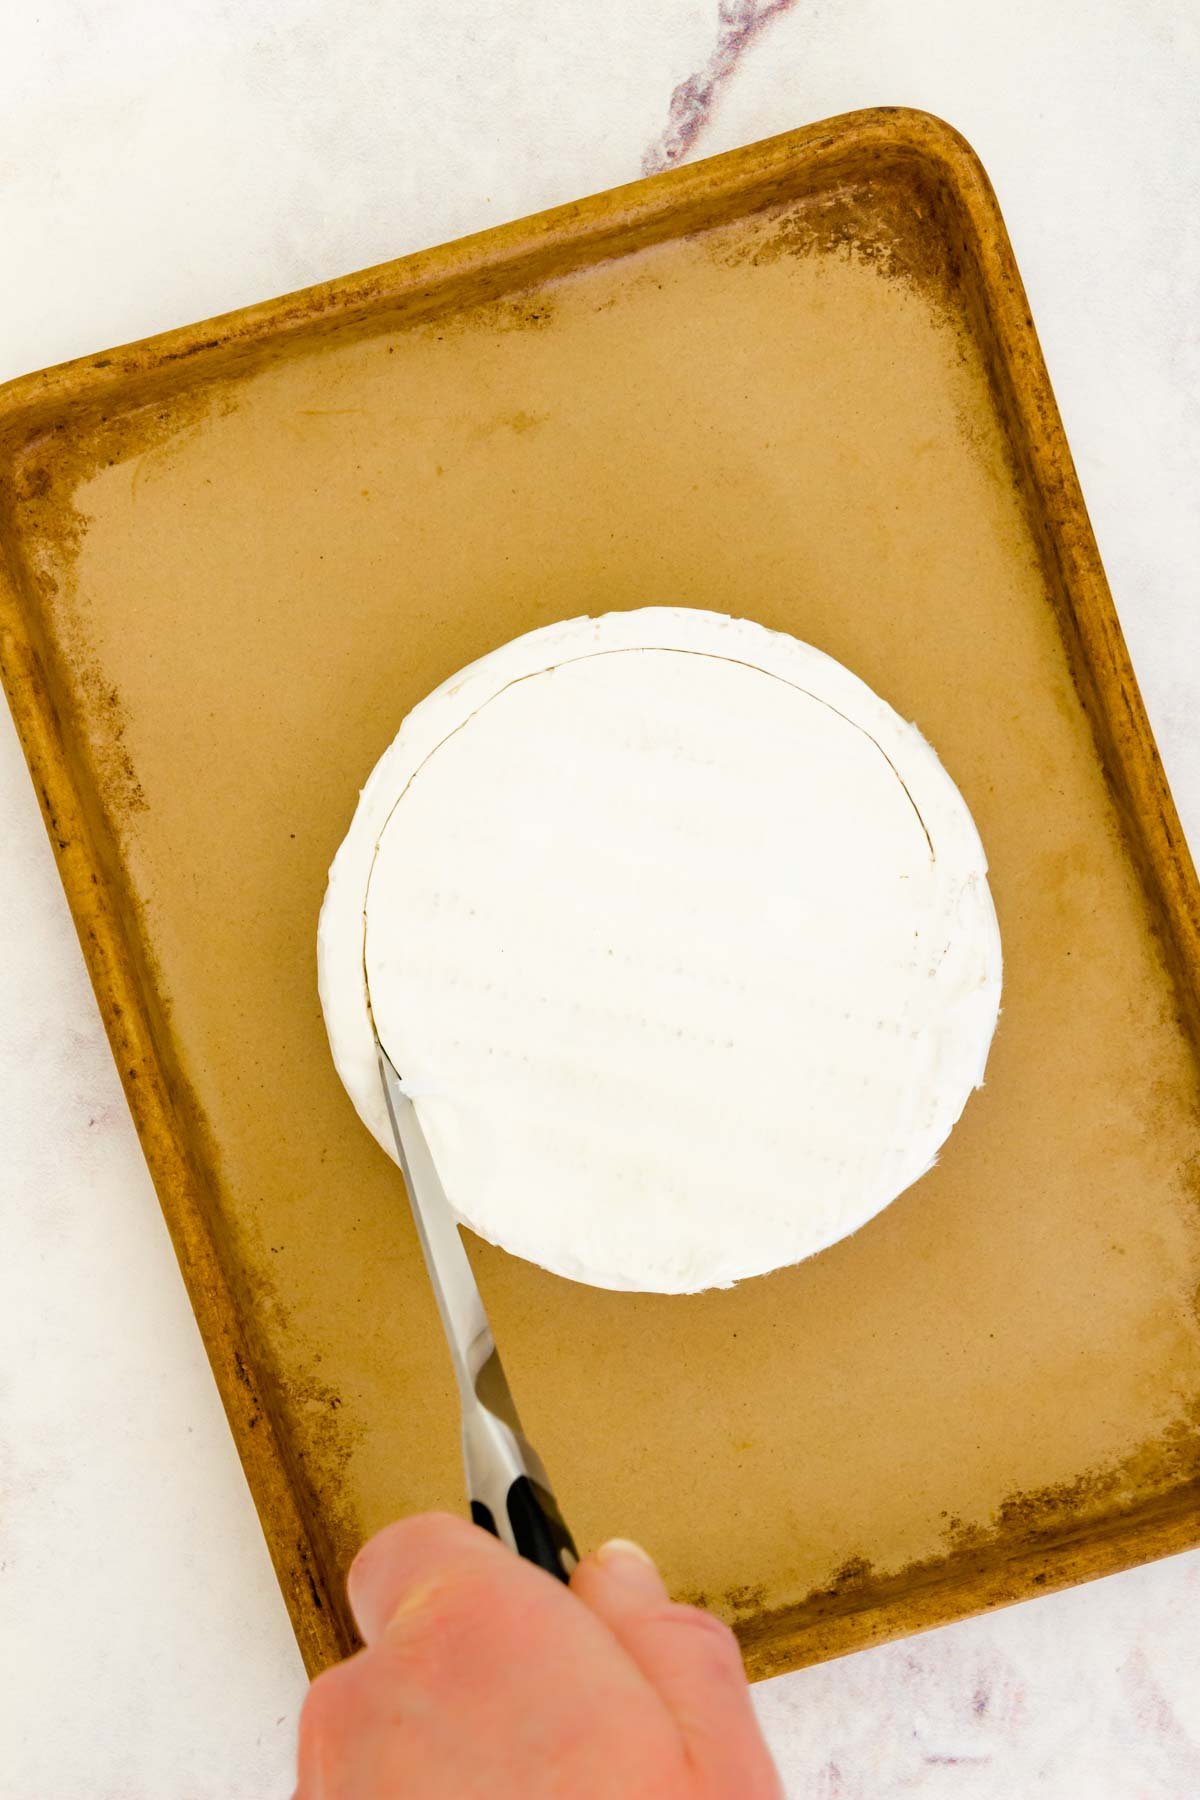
[377,1043,578,1581]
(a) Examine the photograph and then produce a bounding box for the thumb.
[571,1540,781,1799]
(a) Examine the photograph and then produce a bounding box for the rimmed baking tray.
[2,107,1198,1680]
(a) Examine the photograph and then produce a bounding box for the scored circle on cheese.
[318,608,1001,1293]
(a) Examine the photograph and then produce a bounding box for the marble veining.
[643,0,799,173]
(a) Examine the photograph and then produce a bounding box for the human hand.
[294,1512,782,1798]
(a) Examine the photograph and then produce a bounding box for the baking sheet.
[1,108,1198,1679]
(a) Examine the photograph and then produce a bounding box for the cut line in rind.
[359,639,942,1053]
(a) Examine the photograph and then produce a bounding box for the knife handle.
[463,1404,578,1582]
[471,1474,578,1582]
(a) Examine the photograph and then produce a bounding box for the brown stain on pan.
[694,1394,1200,1674]
[711,170,960,317]
[735,1474,1200,1681]
[1,109,1199,1679]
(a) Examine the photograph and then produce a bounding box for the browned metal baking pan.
[2,108,1198,1680]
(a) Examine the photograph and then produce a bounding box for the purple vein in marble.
[643,0,799,175]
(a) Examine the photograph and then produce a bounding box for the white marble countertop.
[2,3,1199,1795]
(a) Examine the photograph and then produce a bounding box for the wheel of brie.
[318,608,1001,1293]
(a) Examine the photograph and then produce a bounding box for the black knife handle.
[470,1476,578,1583]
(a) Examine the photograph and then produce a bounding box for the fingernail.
[593,1533,662,1591]
[597,1537,658,1572]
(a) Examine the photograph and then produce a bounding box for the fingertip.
[347,1510,500,1642]
[347,1510,460,1601]
[598,1537,659,1571]
[571,1536,669,1612]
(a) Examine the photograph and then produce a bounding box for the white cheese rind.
[318,608,1001,1293]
